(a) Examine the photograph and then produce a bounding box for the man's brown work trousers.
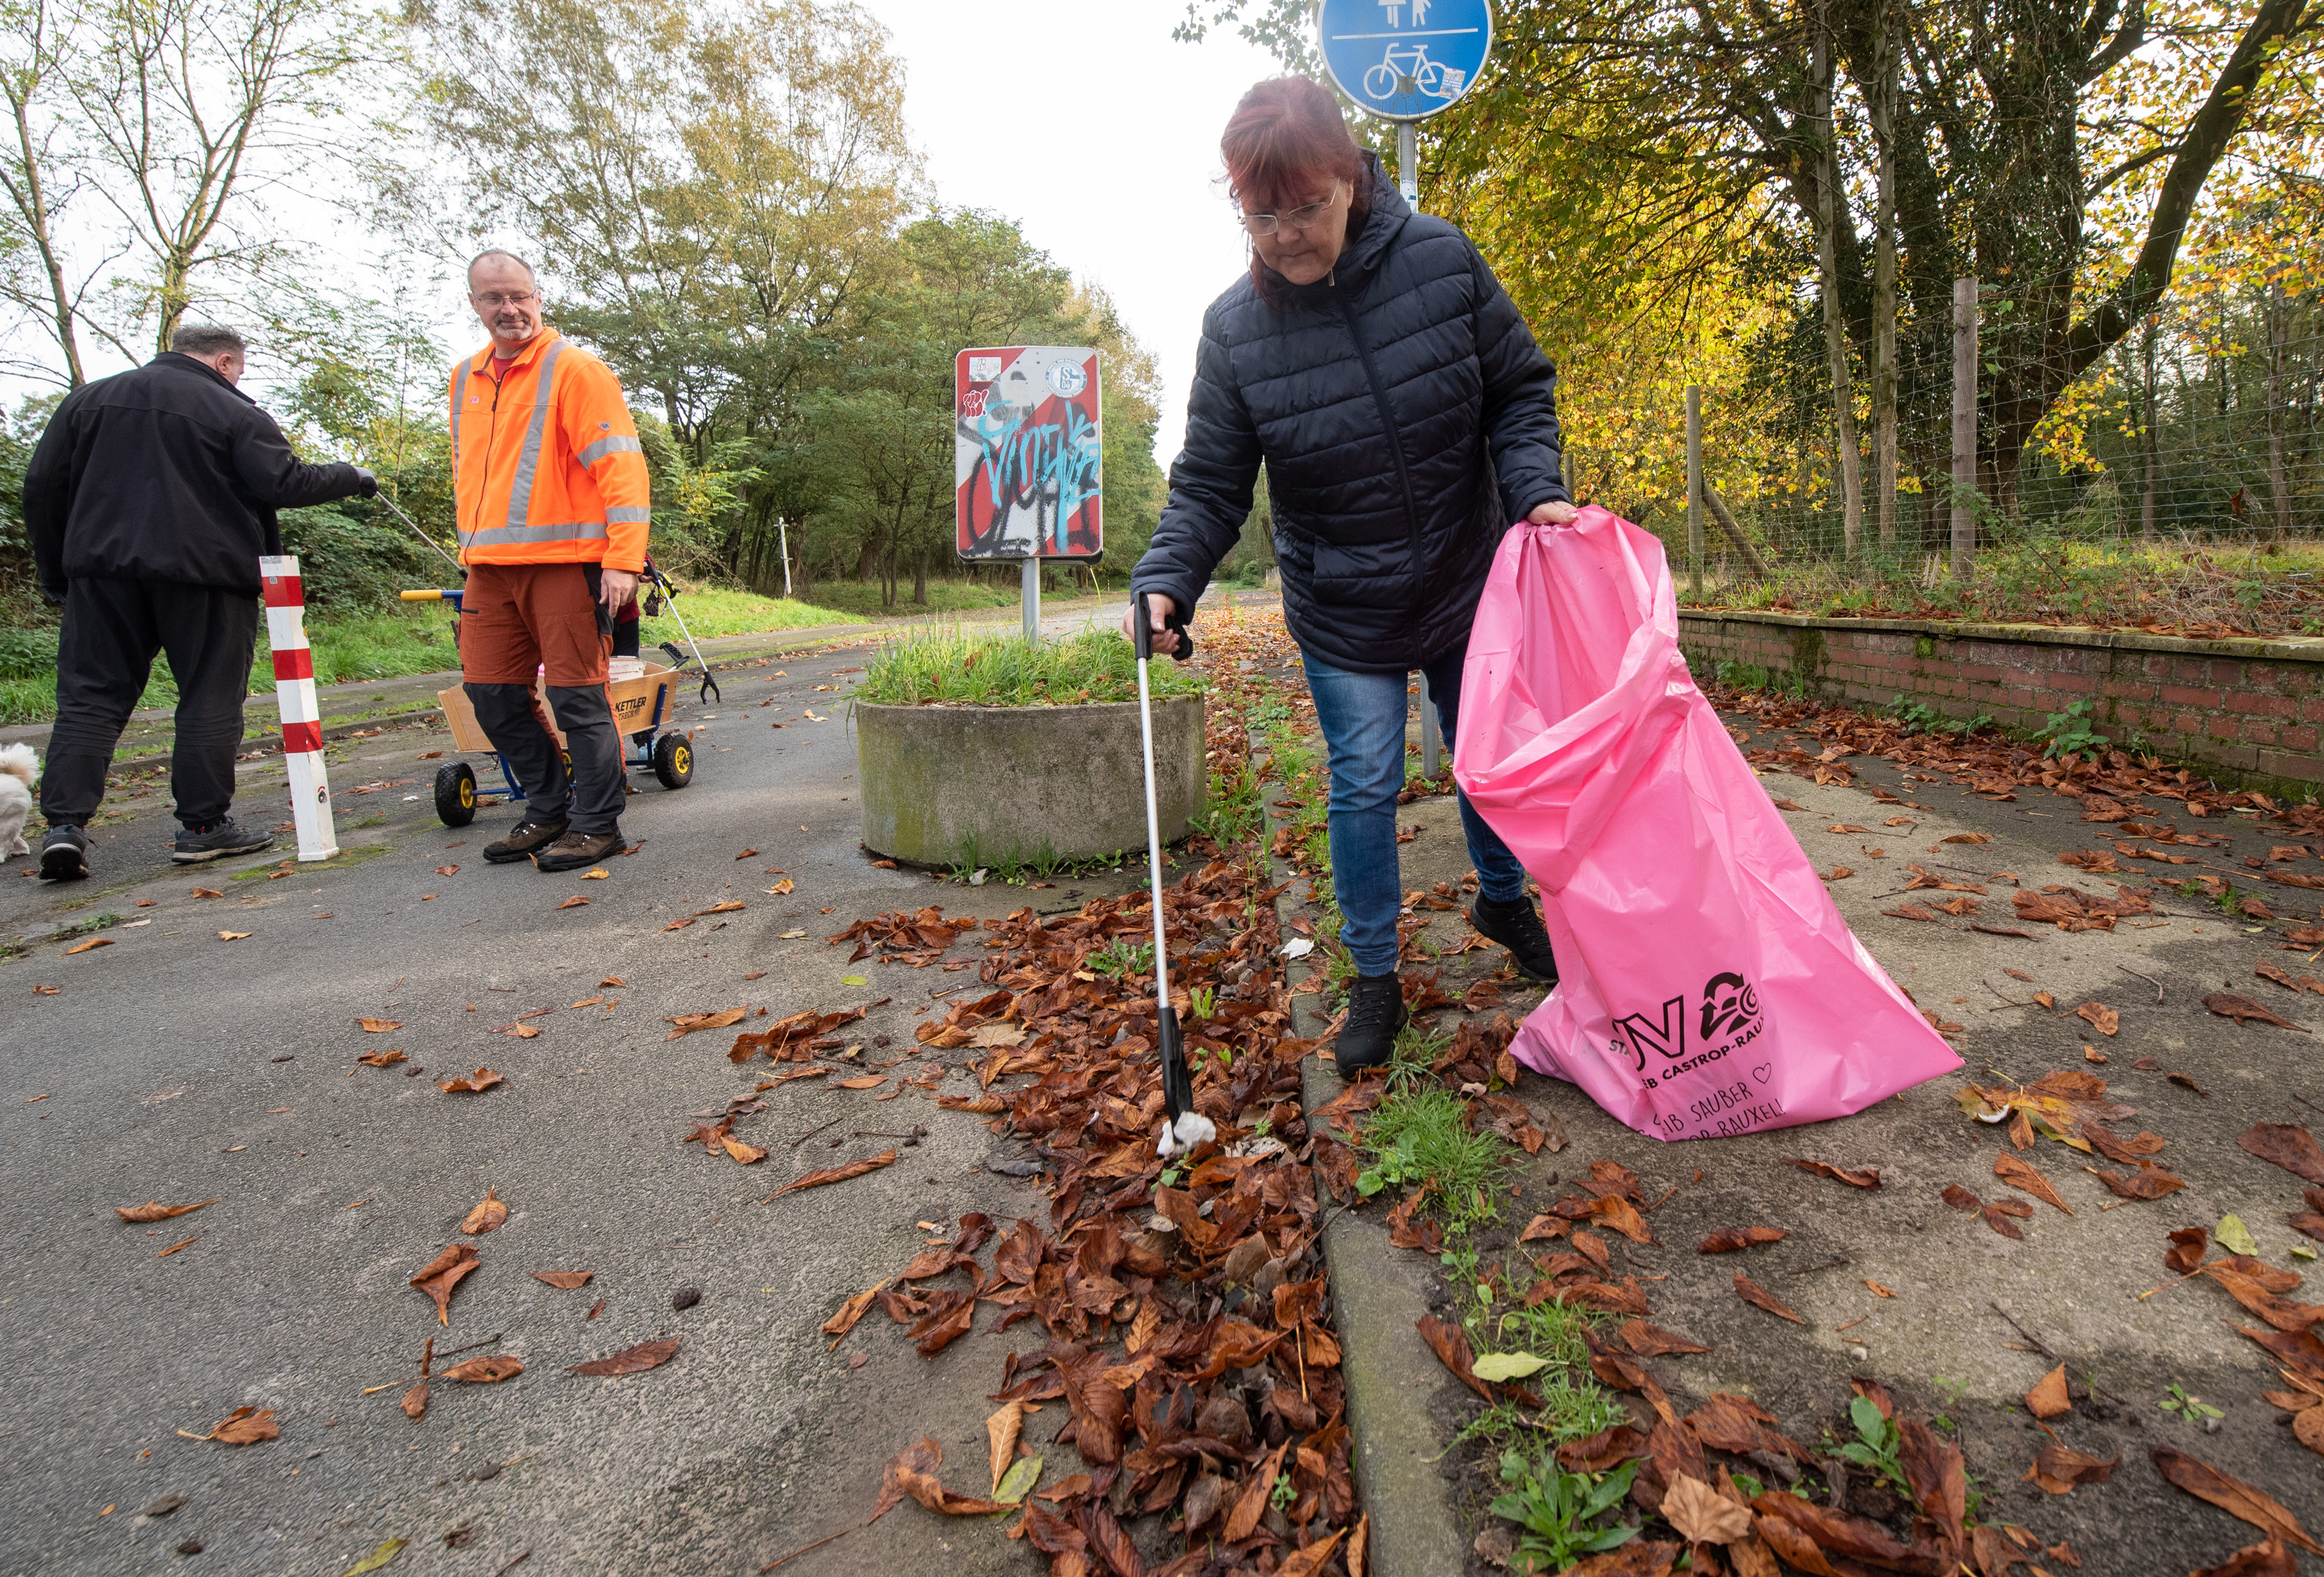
[459,561,624,835]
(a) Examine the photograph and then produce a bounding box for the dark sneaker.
[172,818,272,863]
[533,829,624,872]
[1335,972,1408,1079]
[1472,894,1559,984]
[484,819,568,864]
[38,825,88,882]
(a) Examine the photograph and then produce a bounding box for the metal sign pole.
[1397,120,1444,780]
[1022,556,1041,643]
[778,518,792,599]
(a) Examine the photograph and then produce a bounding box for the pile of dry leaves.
[1710,684,2285,823]
[764,611,1374,1577]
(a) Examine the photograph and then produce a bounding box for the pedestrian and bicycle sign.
[1316,0,1493,122]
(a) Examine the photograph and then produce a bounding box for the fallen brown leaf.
[1698,1227,1787,1253]
[409,1243,480,1324]
[2087,1165,2188,1200]
[63,936,112,953]
[1417,1313,1491,1400]
[664,1007,747,1040]
[356,1049,407,1067]
[2024,1364,2071,1420]
[2238,1124,2324,1186]
[567,1337,680,1376]
[530,1271,592,1289]
[1734,1274,1804,1323]
[987,1400,1025,1497]
[440,1355,522,1383]
[1781,1159,1881,1188]
[2167,1227,2210,1274]
[2206,993,2310,1031]
[115,1199,215,1223]
[2151,1445,2322,1554]
[459,1188,506,1235]
[182,1406,277,1445]
[1994,1153,2073,1214]
[765,1149,898,1200]
[355,1018,402,1033]
[2024,1443,2117,1494]
[437,1069,504,1093]
[2074,1001,2120,1037]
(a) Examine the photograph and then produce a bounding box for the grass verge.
[856,627,1205,708]
[0,589,858,726]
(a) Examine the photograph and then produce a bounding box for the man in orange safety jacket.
[450,248,651,872]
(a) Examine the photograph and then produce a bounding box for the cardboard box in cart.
[435,660,679,754]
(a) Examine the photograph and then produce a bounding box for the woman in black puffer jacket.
[1125,76,1574,1077]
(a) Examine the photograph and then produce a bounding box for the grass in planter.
[856,629,1206,708]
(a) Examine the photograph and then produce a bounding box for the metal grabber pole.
[1135,590,1212,1160]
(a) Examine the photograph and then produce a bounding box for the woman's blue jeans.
[1300,636,1529,975]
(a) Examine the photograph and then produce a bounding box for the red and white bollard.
[260,555,339,861]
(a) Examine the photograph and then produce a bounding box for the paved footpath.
[0,594,1252,1577]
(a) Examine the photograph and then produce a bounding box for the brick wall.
[1676,610,2324,791]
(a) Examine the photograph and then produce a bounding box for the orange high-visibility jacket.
[447,328,650,571]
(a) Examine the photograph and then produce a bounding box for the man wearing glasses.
[450,249,652,872]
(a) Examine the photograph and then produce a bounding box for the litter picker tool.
[1135,592,1213,1159]
[372,492,466,578]
[642,561,720,705]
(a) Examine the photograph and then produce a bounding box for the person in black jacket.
[1125,77,1574,1076]
[23,323,375,880]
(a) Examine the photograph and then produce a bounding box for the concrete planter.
[855,695,1207,866]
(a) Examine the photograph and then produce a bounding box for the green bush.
[856,628,1206,708]
[278,503,434,611]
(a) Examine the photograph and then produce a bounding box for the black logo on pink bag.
[1613,972,1766,1078]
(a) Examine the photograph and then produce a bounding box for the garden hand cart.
[400,586,698,827]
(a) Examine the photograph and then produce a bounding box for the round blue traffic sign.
[1317,0,1494,123]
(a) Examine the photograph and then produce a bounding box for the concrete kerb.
[1253,729,1470,1577]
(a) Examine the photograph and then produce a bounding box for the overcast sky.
[855,0,1285,465]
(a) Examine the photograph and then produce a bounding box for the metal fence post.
[1686,384,1704,597]
[1022,556,1041,642]
[1950,277,1978,579]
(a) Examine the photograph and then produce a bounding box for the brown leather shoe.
[484,818,568,863]
[533,829,624,872]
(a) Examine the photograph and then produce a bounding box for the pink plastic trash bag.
[1452,507,1960,1140]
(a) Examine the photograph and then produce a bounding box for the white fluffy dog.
[0,742,36,858]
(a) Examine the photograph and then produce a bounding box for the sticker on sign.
[1315,0,1493,123]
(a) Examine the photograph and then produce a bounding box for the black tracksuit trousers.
[42,577,257,830]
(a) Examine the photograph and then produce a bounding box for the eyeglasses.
[1238,179,1345,238]
[471,291,539,309]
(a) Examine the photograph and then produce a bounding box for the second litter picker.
[1135,591,1215,1160]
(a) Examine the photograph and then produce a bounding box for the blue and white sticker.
[1044,358,1088,399]
[968,354,1003,383]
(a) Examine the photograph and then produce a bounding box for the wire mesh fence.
[1659,278,2324,632]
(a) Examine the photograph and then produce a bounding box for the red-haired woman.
[1123,76,1574,1078]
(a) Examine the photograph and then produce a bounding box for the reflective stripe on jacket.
[448,328,651,571]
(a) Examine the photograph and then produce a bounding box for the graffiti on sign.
[954,346,1102,560]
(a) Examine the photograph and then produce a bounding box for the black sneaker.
[1471,894,1559,984]
[1336,972,1408,1079]
[484,818,568,863]
[172,818,272,863]
[533,828,624,872]
[38,825,87,882]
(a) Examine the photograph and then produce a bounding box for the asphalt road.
[0,595,1206,1577]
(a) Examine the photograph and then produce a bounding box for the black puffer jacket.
[1131,154,1566,673]
[25,351,363,600]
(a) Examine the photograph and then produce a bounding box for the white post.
[260,555,338,861]
[1022,555,1041,643]
[778,518,792,599]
